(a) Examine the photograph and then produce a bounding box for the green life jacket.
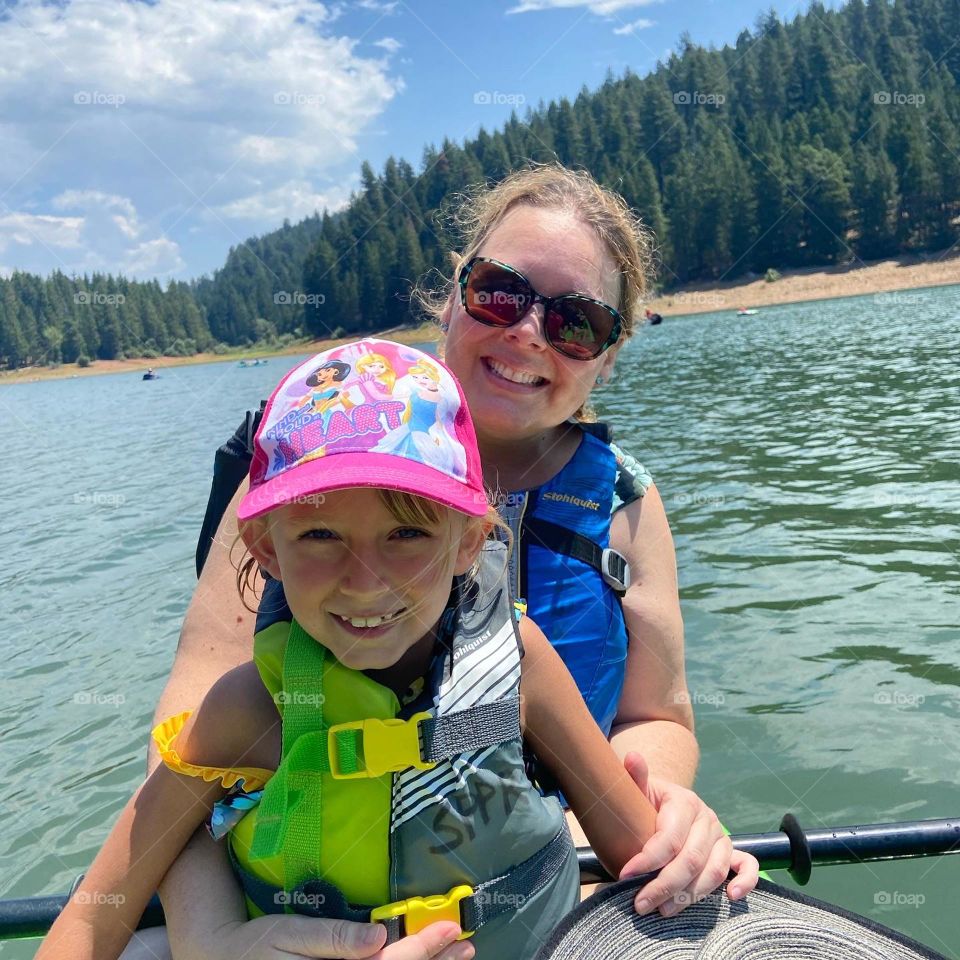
[228,541,580,956]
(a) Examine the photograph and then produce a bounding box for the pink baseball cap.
[237,338,488,521]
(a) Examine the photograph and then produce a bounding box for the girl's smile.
[240,488,485,681]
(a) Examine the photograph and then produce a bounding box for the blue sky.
[0,0,819,282]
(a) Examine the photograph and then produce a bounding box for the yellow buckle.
[370,885,474,939]
[328,712,436,779]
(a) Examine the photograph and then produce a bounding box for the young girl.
[41,339,671,960]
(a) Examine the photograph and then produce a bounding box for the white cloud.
[0,213,84,251]
[215,178,354,223]
[53,190,141,238]
[507,0,659,14]
[0,0,403,277]
[373,37,402,53]
[613,17,655,34]
[357,0,398,12]
[1,192,182,277]
[121,237,185,278]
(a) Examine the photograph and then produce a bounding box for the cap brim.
[237,451,488,521]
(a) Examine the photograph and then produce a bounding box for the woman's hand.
[186,916,475,960]
[617,752,760,917]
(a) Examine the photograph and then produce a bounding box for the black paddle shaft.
[576,816,960,885]
[4,817,959,940]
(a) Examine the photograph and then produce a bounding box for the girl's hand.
[617,752,760,917]
[188,916,475,960]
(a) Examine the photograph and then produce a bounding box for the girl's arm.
[519,616,658,879]
[40,663,271,960]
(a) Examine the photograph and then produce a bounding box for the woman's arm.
[39,664,269,960]
[148,477,256,775]
[608,482,698,785]
[606,481,759,913]
[519,617,657,878]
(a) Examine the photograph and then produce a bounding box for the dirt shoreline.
[645,248,959,317]
[0,323,440,386]
[3,250,958,385]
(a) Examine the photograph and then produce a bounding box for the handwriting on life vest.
[428,768,526,854]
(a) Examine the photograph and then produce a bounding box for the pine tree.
[792,145,852,263]
[852,143,900,258]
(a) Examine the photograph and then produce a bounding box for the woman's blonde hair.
[414,162,656,340]
[412,163,656,421]
[235,490,510,613]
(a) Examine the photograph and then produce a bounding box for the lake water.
[1,285,958,957]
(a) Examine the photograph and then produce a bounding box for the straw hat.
[535,878,947,959]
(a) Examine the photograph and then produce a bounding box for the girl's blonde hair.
[235,490,510,613]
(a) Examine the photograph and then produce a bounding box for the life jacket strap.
[232,822,572,942]
[523,517,631,596]
[327,697,522,779]
[420,696,521,761]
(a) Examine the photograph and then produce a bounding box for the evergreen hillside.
[2,0,958,369]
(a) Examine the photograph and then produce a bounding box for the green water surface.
[1,286,958,957]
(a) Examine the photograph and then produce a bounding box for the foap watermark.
[75,291,125,306]
[674,90,725,106]
[476,890,527,908]
[873,291,927,307]
[874,690,925,708]
[873,91,925,107]
[672,491,726,507]
[874,890,925,907]
[73,491,126,508]
[672,890,725,909]
[74,691,126,707]
[487,490,528,511]
[74,90,126,108]
[289,492,327,507]
[474,289,527,308]
[275,690,325,708]
[675,690,725,707]
[274,91,326,108]
[275,889,326,910]
[473,90,526,107]
[72,890,126,906]
[669,292,727,310]
[871,490,928,509]
[275,291,326,306]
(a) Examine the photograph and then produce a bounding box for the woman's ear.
[438,297,453,334]
[239,517,282,581]
[453,517,489,576]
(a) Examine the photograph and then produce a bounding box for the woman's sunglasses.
[457,257,623,361]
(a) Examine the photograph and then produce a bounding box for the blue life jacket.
[498,423,640,737]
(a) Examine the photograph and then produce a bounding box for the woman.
[135,165,757,960]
